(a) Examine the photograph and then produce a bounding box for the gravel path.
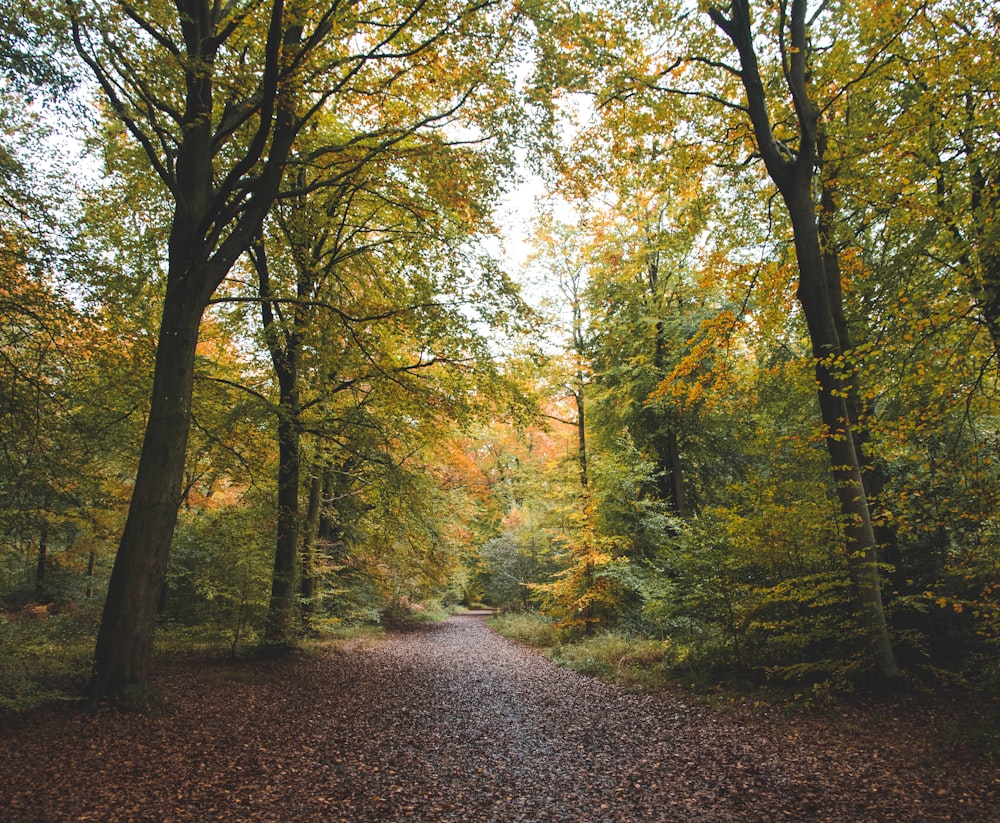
[0,612,996,821]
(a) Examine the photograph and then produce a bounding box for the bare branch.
[68,8,177,194]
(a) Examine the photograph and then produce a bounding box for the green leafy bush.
[552,632,670,692]
[489,611,561,648]
[166,500,273,652]
[0,606,98,709]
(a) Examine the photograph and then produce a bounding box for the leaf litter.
[0,613,996,821]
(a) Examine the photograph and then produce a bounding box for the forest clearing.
[2,613,997,822]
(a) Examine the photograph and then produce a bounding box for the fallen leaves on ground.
[0,614,996,821]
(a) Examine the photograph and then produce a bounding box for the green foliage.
[551,632,671,692]
[0,606,98,709]
[586,440,681,562]
[478,534,547,610]
[945,707,1000,760]
[320,564,385,627]
[530,508,632,635]
[166,493,274,653]
[489,611,562,648]
[381,597,454,625]
[0,0,76,100]
[742,571,870,686]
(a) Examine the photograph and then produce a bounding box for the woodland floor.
[0,613,997,822]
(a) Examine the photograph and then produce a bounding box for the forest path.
[0,613,996,822]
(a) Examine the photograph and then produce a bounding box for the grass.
[381,598,461,625]
[0,611,97,710]
[489,612,675,693]
[305,620,385,653]
[489,611,562,648]
[945,703,1000,760]
[0,608,395,711]
[552,632,673,693]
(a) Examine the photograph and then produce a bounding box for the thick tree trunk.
[89,283,205,703]
[257,238,304,644]
[819,175,904,590]
[265,410,300,643]
[299,470,323,632]
[80,1,304,703]
[788,192,899,680]
[34,519,48,600]
[710,0,898,680]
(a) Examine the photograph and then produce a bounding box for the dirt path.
[0,613,996,821]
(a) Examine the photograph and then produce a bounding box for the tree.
[70,0,529,702]
[814,3,1000,661]
[699,0,897,679]
[244,83,525,636]
[524,0,915,678]
[0,24,125,607]
[575,173,715,518]
[0,1,74,100]
[530,218,594,489]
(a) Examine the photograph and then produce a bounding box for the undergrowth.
[0,610,97,710]
[552,633,672,692]
[489,611,867,698]
[489,612,674,693]
[0,609,393,711]
[489,611,561,648]
[381,598,462,625]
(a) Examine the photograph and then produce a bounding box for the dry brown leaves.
[0,614,996,822]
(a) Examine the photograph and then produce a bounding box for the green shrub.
[0,607,98,709]
[166,502,272,648]
[489,611,561,648]
[381,597,452,624]
[552,631,670,692]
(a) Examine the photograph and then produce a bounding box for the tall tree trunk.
[85,548,95,600]
[710,0,898,679]
[575,385,588,489]
[89,283,207,703]
[34,518,48,600]
[254,230,305,644]
[74,1,322,700]
[266,409,300,643]
[650,310,687,516]
[790,193,898,680]
[819,161,905,592]
[656,429,686,517]
[300,470,323,632]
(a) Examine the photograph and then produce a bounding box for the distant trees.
[0,9,125,609]
[475,0,999,686]
[248,129,524,641]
